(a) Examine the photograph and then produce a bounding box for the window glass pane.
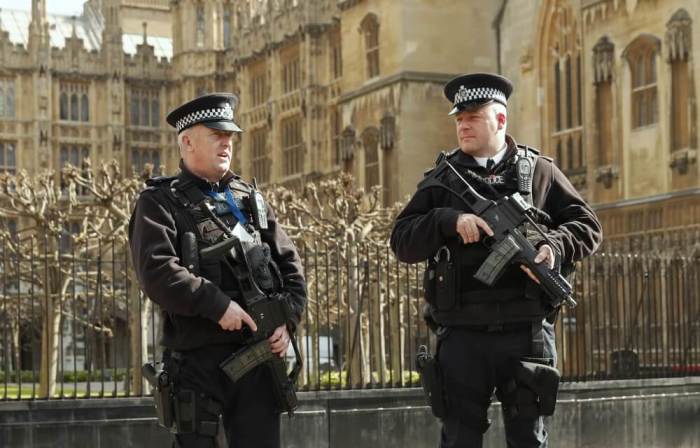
[131,96,139,125]
[7,143,14,167]
[60,92,68,120]
[70,94,78,121]
[7,83,14,117]
[151,98,159,127]
[142,98,149,126]
[81,94,89,122]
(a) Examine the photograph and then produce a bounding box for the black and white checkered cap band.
[453,85,506,106]
[175,103,234,132]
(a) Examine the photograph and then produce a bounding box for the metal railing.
[0,233,698,400]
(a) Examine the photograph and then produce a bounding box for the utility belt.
[415,321,560,429]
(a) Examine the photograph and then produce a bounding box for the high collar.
[451,135,519,172]
[178,159,236,192]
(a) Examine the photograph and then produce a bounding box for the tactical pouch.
[500,358,560,419]
[142,362,174,429]
[174,389,197,433]
[424,246,457,311]
[415,345,447,419]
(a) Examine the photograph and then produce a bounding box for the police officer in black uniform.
[391,73,602,447]
[129,93,306,448]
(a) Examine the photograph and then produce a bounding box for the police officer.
[129,93,306,448]
[390,73,602,447]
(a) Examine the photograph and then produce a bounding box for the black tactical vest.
[423,147,554,326]
[146,171,281,298]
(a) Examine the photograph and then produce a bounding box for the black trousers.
[166,344,280,448]
[437,320,557,448]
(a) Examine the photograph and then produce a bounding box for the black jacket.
[391,135,602,283]
[128,163,307,351]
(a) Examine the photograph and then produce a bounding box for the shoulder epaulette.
[145,175,177,187]
[424,148,459,177]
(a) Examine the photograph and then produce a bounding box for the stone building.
[0,0,698,238]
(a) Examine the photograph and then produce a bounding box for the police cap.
[166,93,243,134]
[444,73,513,115]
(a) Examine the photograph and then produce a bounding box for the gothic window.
[666,9,694,151]
[0,79,15,118]
[281,52,300,94]
[131,147,162,175]
[0,142,16,174]
[59,83,89,122]
[593,36,615,166]
[70,94,79,121]
[81,94,89,122]
[250,127,270,184]
[544,3,583,174]
[362,127,380,190]
[331,108,342,166]
[250,67,267,107]
[60,92,68,120]
[625,35,659,129]
[151,98,160,127]
[6,81,14,117]
[141,97,150,126]
[330,30,342,80]
[196,4,205,48]
[60,144,90,195]
[360,14,380,79]
[129,88,160,127]
[281,115,303,176]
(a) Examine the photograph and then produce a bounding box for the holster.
[415,345,447,419]
[142,362,175,429]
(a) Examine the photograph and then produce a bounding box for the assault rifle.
[199,233,303,416]
[420,159,576,308]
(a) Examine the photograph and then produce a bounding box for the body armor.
[424,146,555,326]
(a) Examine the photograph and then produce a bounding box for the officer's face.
[182,124,234,181]
[454,105,505,156]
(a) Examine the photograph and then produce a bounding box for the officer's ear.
[493,104,507,130]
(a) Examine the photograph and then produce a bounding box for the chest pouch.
[429,246,457,311]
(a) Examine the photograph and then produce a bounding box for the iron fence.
[0,232,698,400]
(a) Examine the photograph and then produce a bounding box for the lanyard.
[205,186,248,226]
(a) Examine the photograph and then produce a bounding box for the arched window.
[362,127,380,190]
[60,92,68,120]
[70,94,79,121]
[666,9,694,152]
[6,82,14,117]
[141,97,150,126]
[130,96,139,125]
[360,14,380,79]
[80,93,89,122]
[151,98,160,128]
[542,1,583,174]
[624,35,660,129]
